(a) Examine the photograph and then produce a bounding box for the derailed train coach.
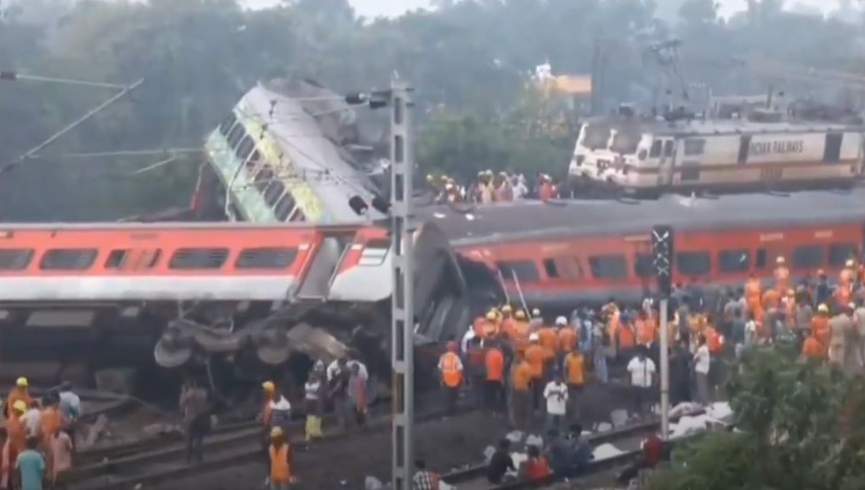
[0,221,478,384]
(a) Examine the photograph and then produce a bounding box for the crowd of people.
[426,171,564,205]
[1,379,79,490]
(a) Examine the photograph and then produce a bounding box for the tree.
[648,347,865,490]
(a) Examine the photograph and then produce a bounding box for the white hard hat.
[555,316,567,326]
[846,259,855,267]
[529,333,540,342]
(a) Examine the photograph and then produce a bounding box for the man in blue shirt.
[16,437,45,490]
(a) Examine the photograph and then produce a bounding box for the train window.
[105,249,162,270]
[105,250,129,269]
[829,244,857,267]
[649,140,662,158]
[756,249,767,269]
[719,250,751,273]
[0,249,33,270]
[226,123,245,149]
[359,240,390,266]
[169,248,229,270]
[683,139,705,156]
[255,166,274,193]
[40,249,97,270]
[274,192,296,221]
[497,260,540,283]
[663,140,674,157]
[583,125,611,150]
[634,254,656,278]
[235,136,255,162]
[589,255,627,280]
[264,181,285,206]
[543,259,559,279]
[793,246,824,270]
[737,135,751,165]
[823,133,843,163]
[219,113,236,136]
[236,248,298,269]
[677,252,711,276]
[245,150,261,173]
[549,257,583,280]
[290,207,306,222]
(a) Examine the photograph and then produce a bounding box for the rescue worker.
[745,274,763,319]
[815,270,832,308]
[562,348,585,421]
[495,172,514,202]
[261,382,292,438]
[179,379,210,464]
[774,256,790,294]
[524,334,547,412]
[537,319,559,374]
[303,369,324,441]
[510,352,533,430]
[838,260,856,307]
[705,321,725,356]
[557,318,579,361]
[812,304,832,356]
[529,308,544,331]
[538,174,557,201]
[1,400,27,490]
[465,336,487,405]
[438,342,464,416]
[617,313,637,362]
[828,305,853,368]
[484,341,506,414]
[267,427,295,489]
[480,309,500,340]
[5,377,33,418]
[511,309,531,356]
[635,310,656,348]
[500,305,516,340]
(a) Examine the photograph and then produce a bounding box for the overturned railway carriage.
[570,116,865,194]
[0,222,469,380]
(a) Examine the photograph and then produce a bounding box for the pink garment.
[50,432,72,480]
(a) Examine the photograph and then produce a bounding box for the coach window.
[255,165,274,193]
[236,248,298,269]
[719,250,751,273]
[634,254,656,278]
[829,243,857,267]
[105,249,162,270]
[169,248,229,270]
[552,256,584,280]
[40,249,97,270]
[589,255,628,280]
[497,260,540,283]
[649,140,662,159]
[793,245,824,270]
[226,123,245,149]
[264,180,286,206]
[543,259,559,279]
[684,139,705,156]
[677,252,711,277]
[823,133,843,163]
[663,140,675,158]
[235,136,255,162]
[219,113,236,136]
[245,150,261,173]
[274,192,296,221]
[755,249,768,269]
[359,240,390,266]
[0,249,33,270]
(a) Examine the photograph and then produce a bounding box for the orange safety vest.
[524,345,546,380]
[564,352,585,386]
[538,328,558,354]
[812,316,831,353]
[745,279,762,310]
[512,361,533,392]
[269,443,292,483]
[706,328,724,354]
[802,336,824,360]
[5,389,33,418]
[557,328,578,354]
[618,325,636,350]
[501,318,517,341]
[5,414,25,454]
[635,319,656,346]
[439,352,463,388]
[485,348,505,382]
[41,407,62,441]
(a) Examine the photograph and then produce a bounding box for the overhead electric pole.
[390,79,415,490]
[652,225,674,439]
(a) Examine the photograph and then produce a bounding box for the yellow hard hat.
[262,381,275,392]
[515,309,526,320]
[270,426,283,438]
[12,400,26,414]
[486,311,497,321]
[16,377,28,388]
[818,304,829,313]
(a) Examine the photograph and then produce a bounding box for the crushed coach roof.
[420,188,865,245]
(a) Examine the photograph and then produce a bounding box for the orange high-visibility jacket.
[439,352,464,388]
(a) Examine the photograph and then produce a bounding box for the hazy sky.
[241,0,841,19]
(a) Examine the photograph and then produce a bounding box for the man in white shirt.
[693,335,711,406]
[543,373,568,431]
[626,349,657,417]
[21,401,41,438]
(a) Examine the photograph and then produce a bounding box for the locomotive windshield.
[582,124,611,150]
[611,129,641,154]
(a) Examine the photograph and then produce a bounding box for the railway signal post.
[652,225,674,439]
[389,80,416,490]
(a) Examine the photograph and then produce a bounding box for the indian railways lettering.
[749,140,805,156]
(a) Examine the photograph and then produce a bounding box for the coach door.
[657,139,676,188]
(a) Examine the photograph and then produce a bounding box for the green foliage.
[648,347,865,490]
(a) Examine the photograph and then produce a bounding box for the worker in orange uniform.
[774,256,790,294]
[267,427,295,489]
[1,400,27,489]
[837,260,856,307]
[510,353,533,430]
[438,342,464,416]
[40,393,63,473]
[812,304,832,356]
[537,319,559,371]
[478,310,500,340]
[5,377,34,418]
[745,274,763,318]
[524,334,547,413]
[801,335,825,362]
[705,323,725,355]
[529,308,544,331]
[500,305,517,340]
[635,310,656,348]
[617,314,637,362]
[557,318,579,361]
[563,349,585,421]
[484,341,506,415]
[511,309,531,356]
